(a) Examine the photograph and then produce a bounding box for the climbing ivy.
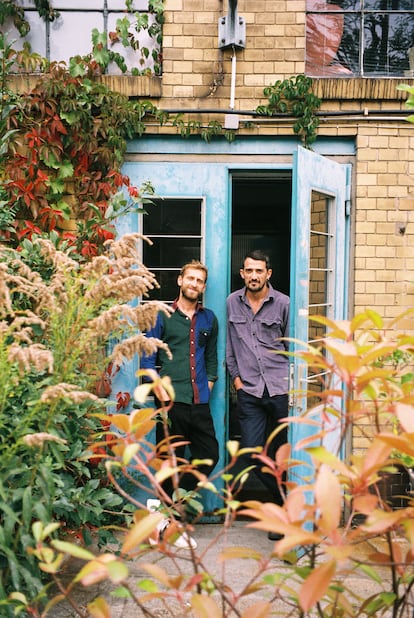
[256,75,321,148]
[0,0,58,37]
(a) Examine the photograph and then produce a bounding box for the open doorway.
[228,171,292,500]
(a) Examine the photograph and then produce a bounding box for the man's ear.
[177,274,183,287]
[239,268,245,281]
[267,268,272,280]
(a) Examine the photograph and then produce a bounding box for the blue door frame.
[114,136,355,514]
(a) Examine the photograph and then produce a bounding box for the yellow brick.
[194,12,216,24]
[253,62,276,73]
[354,268,376,280]
[369,136,390,148]
[366,209,387,221]
[175,35,197,48]
[376,222,396,234]
[183,24,215,35]
[182,73,203,85]
[355,246,375,258]
[166,0,183,9]
[397,198,414,211]
[367,186,388,198]
[357,174,377,186]
[376,246,398,259]
[183,48,203,60]
[171,85,194,97]
[367,161,388,174]
[164,22,184,35]
[276,12,296,24]
[389,185,414,198]
[244,74,266,86]
[367,282,386,293]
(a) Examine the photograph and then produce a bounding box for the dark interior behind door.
[229,172,292,500]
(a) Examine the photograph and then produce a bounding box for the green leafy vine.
[256,75,321,148]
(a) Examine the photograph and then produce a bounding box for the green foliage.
[256,75,321,147]
[398,83,414,124]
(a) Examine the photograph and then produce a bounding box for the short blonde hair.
[180,260,208,282]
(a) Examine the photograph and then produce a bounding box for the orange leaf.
[314,466,341,534]
[396,403,414,433]
[361,439,393,476]
[190,594,223,618]
[352,494,378,514]
[121,513,164,554]
[362,509,406,534]
[141,562,175,587]
[75,554,117,586]
[87,597,111,618]
[299,560,336,612]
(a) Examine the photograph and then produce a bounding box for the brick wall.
[162,0,306,109]
[160,1,414,456]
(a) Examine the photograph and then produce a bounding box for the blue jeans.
[236,388,288,504]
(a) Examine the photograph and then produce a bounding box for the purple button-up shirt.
[226,284,290,398]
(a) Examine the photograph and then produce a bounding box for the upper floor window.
[306,0,414,78]
[3,1,161,75]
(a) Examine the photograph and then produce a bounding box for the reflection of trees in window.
[306,0,414,77]
[364,13,414,75]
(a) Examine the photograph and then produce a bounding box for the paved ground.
[48,519,401,617]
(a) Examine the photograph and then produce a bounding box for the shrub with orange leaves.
[26,309,414,617]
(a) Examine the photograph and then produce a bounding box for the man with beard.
[141,261,219,549]
[226,250,290,540]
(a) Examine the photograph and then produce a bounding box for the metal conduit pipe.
[157,108,410,119]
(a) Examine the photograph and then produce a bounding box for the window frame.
[140,195,206,303]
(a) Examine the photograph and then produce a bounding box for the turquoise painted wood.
[289,146,349,494]
[118,161,230,517]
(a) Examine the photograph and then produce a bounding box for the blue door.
[119,160,230,517]
[289,146,351,489]
[116,140,351,514]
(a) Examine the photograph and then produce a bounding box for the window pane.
[107,12,157,74]
[306,0,360,8]
[147,270,180,302]
[306,8,354,76]
[144,238,201,270]
[337,13,360,73]
[365,1,413,9]
[50,1,104,8]
[144,199,201,235]
[7,11,47,59]
[364,13,414,75]
[50,12,104,63]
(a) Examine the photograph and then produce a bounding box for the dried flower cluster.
[0,233,170,395]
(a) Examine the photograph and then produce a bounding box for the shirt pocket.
[229,315,247,339]
[257,317,283,346]
[198,329,211,347]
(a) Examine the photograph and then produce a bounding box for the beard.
[180,286,201,302]
[245,280,267,293]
